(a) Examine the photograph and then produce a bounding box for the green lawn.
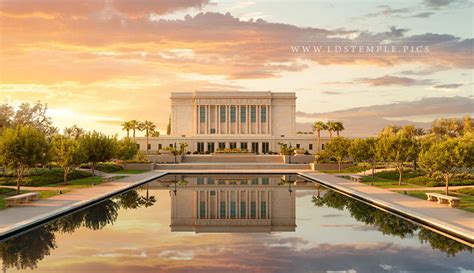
[319,165,370,174]
[45,176,103,189]
[0,168,92,187]
[113,169,147,174]
[339,174,422,189]
[0,188,68,210]
[395,189,474,213]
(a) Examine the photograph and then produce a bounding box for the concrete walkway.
[299,171,474,245]
[1,168,472,245]
[0,171,166,239]
[0,185,69,191]
[387,185,474,191]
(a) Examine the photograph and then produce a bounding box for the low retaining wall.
[182,154,283,163]
[147,155,183,164]
[310,163,355,171]
[283,155,314,164]
[123,163,155,171]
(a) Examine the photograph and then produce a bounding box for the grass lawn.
[45,176,103,189]
[0,168,92,187]
[113,169,147,174]
[339,175,422,189]
[395,189,474,213]
[319,165,370,174]
[0,188,68,210]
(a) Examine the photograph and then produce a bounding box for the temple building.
[165,175,305,233]
[136,91,328,154]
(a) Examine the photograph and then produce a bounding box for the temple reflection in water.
[154,174,314,233]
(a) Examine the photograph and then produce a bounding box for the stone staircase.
[155,163,310,170]
[181,154,284,163]
[154,154,311,170]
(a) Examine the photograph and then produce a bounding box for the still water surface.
[0,174,472,273]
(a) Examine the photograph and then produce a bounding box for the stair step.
[155,163,310,170]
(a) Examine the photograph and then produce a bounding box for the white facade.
[136,91,328,154]
[164,175,304,233]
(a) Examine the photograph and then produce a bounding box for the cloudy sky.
[0,0,472,136]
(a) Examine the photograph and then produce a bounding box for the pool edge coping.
[298,172,474,246]
[1,170,472,247]
[0,172,168,241]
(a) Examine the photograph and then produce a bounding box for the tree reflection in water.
[312,189,472,256]
[0,188,153,270]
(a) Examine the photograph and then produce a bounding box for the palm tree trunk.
[445,175,449,195]
[16,167,24,194]
[329,131,333,139]
[372,160,376,178]
[17,175,21,194]
[146,133,149,154]
[317,131,321,152]
[64,167,69,183]
[337,131,340,137]
[126,130,130,138]
[398,165,403,186]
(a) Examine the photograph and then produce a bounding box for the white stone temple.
[136,91,328,154]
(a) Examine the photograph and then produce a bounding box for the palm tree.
[129,120,140,139]
[140,120,156,153]
[139,184,156,208]
[121,121,132,137]
[333,121,344,137]
[326,121,337,139]
[64,125,85,139]
[312,121,328,152]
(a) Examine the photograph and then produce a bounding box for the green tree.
[0,101,57,136]
[323,137,351,171]
[349,137,378,177]
[80,131,117,175]
[277,142,295,155]
[117,137,139,168]
[312,121,328,152]
[377,129,418,185]
[0,126,49,193]
[178,142,189,155]
[63,125,85,139]
[419,136,473,195]
[51,135,85,183]
[431,118,464,137]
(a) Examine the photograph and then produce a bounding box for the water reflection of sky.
[1,186,473,273]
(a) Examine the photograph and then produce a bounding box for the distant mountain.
[296,96,473,137]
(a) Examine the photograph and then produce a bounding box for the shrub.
[453,188,474,196]
[0,169,92,186]
[95,163,123,173]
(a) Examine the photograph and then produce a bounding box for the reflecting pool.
[1,174,473,273]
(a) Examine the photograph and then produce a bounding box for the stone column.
[247,104,250,134]
[196,190,200,219]
[225,105,230,135]
[237,105,241,134]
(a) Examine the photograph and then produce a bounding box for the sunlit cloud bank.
[0,0,472,135]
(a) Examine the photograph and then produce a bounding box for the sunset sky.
[0,0,472,136]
